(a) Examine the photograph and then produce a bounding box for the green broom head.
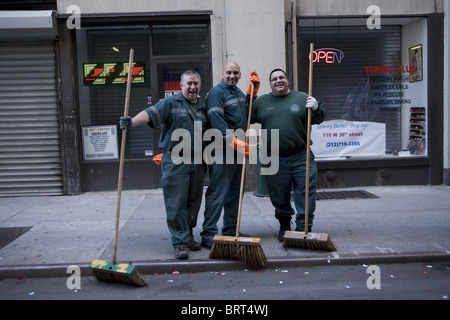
[209,236,267,266]
[283,231,336,251]
[90,259,147,287]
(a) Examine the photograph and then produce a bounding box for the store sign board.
[311,120,386,157]
[82,125,119,160]
[83,62,145,85]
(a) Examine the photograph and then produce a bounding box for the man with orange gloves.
[200,62,259,249]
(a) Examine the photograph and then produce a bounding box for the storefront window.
[77,26,151,159]
[298,18,428,159]
[76,23,210,160]
[152,24,209,56]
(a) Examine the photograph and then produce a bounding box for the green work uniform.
[201,80,251,244]
[145,92,207,247]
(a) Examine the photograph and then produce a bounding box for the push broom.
[209,81,267,266]
[90,49,147,286]
[283,43,336,252]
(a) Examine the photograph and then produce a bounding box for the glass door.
[154,61,209,104]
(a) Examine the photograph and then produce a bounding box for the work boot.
[276,215,291,242]
[174,245,189,259]
[201,238,213,249]
[188,236,201,251]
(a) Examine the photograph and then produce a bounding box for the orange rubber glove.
[246,71,260,97]
[230,137,250,159]
[153,153,162,165]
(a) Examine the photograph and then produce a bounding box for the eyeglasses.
[270,76,287,82]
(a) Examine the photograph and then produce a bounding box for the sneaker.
[174,245,189,260]
[188,237,201,251]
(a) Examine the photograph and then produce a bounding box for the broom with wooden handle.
[209,81,267,266]
[283,43,336,251]
[90,49,147,286]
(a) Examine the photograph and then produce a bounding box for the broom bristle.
[283,231,336,251]
[92,269,147,287]
[209,236,267,266]
[90,259,147,287]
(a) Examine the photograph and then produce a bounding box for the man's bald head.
[222,62,241,88]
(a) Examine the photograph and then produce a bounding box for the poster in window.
[164,81,181,97]
[409,45,423,83]
[82,125,119,161]
[311,120,386,158]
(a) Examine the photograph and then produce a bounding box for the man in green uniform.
[119,70,207,259]
[200,62,259,248]
[251,69,326,241]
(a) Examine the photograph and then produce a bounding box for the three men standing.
[120,65,325,258]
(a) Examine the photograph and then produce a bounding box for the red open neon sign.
[309,48,344,64]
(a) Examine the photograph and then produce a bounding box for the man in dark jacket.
[120,70,207,259]
[200,62,259,248]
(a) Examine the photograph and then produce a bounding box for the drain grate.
[0,226,32,250]
[291,190,379,201]
[316,190,379,200]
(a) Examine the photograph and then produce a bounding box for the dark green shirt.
[206,80,249,139]
[145,92,207,152]
[251,91,326,155]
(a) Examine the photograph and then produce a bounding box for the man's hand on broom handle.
[230,137,250,159]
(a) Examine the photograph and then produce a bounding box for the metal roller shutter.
[299,25,402,154]
[0,40,63,196]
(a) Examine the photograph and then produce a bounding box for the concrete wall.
[217,0,285,96]
[58,0,211,14]
[444,0,450,183]
[292,0,443,16]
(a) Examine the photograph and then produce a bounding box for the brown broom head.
[90,259,147,287]
[209,235,267,266]
[283,231,337,251]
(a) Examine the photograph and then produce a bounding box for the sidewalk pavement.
[1,185,449,279]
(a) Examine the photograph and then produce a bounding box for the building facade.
[0,0,448,195]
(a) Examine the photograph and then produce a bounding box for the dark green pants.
[264,149,317,231]
[161,153,204,247]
